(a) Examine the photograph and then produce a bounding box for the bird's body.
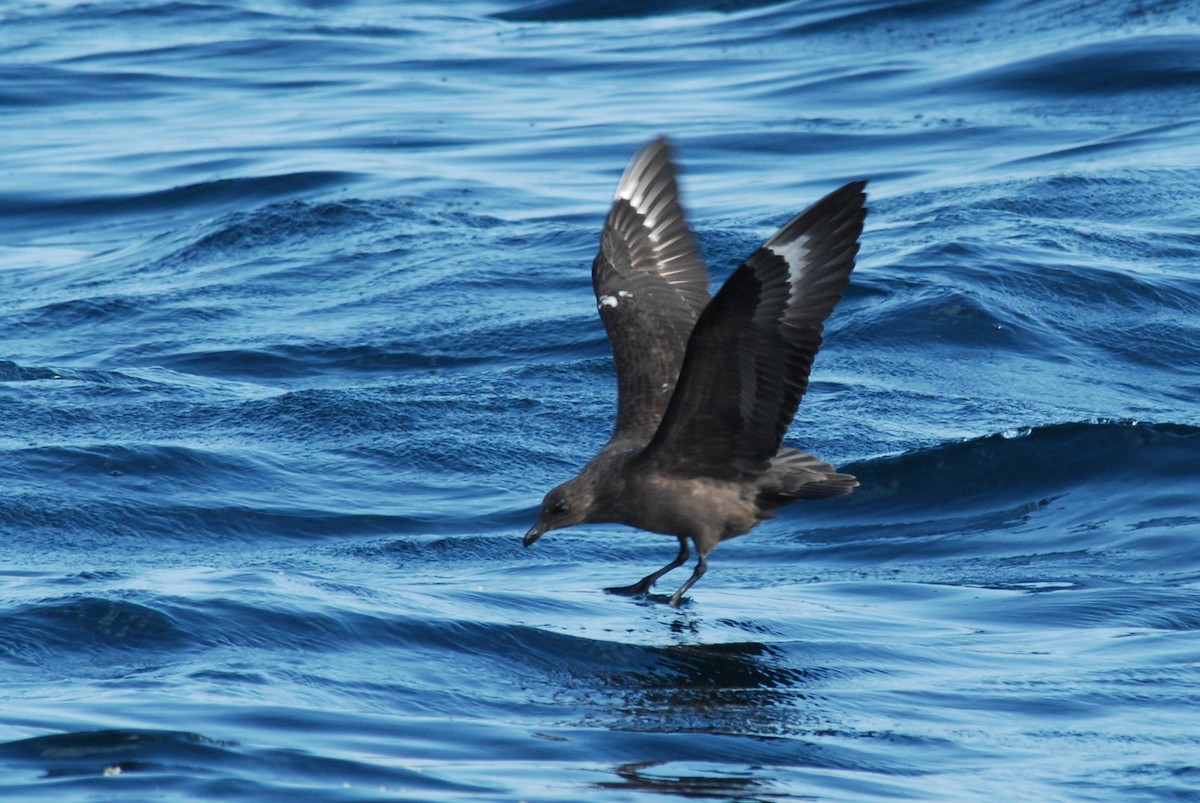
[524,137,867,606]
[562,449,763,544]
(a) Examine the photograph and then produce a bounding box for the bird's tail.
[757,447,857,508]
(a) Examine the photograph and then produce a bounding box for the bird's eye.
[550,499,568,515]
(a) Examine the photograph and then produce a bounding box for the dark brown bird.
[524,137,867,606]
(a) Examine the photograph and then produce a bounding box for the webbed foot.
[604,580,653,597]
[604,536,690,599]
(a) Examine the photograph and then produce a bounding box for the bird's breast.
[620,471,761,549]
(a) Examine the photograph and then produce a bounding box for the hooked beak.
[523,522,545,548]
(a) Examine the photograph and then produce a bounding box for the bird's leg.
[668,550,708,607]
[605,536,689,597]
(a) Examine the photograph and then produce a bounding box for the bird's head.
[523,478,592,547]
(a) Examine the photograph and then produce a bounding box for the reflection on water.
[609,641,810,733]
[599,760,772,800]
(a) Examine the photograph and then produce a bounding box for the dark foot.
[604,580,653,597]
[667,554,707,608]
[605,537,690,599]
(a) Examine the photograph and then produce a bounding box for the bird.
[523,136,867,606]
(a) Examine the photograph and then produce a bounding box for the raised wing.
[592,137,710,443]
[639,180,868,477]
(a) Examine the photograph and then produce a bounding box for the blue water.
[3,0,1199,799]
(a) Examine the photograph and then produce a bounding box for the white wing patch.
[769,234,813,305]
[598,290,633,310]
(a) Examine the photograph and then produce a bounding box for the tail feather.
[758,447,857,508]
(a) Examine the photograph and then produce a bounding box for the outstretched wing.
[592,137,710,443]
[639,180,868,477]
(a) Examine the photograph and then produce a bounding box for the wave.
[0,586,813,703]
[778,420,1200,580]
[496,0,789,22]
[1,172,359,231]
[834,420,1199,520]
[0,728,473,797]
[950,34,1200,98]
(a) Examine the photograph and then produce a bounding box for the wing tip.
[615,136,675,201]
[766,179,869,249]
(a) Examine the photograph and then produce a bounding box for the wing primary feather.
[639,179,868,477]
[591,138,712,444]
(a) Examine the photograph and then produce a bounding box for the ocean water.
[2,0,1200,799]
